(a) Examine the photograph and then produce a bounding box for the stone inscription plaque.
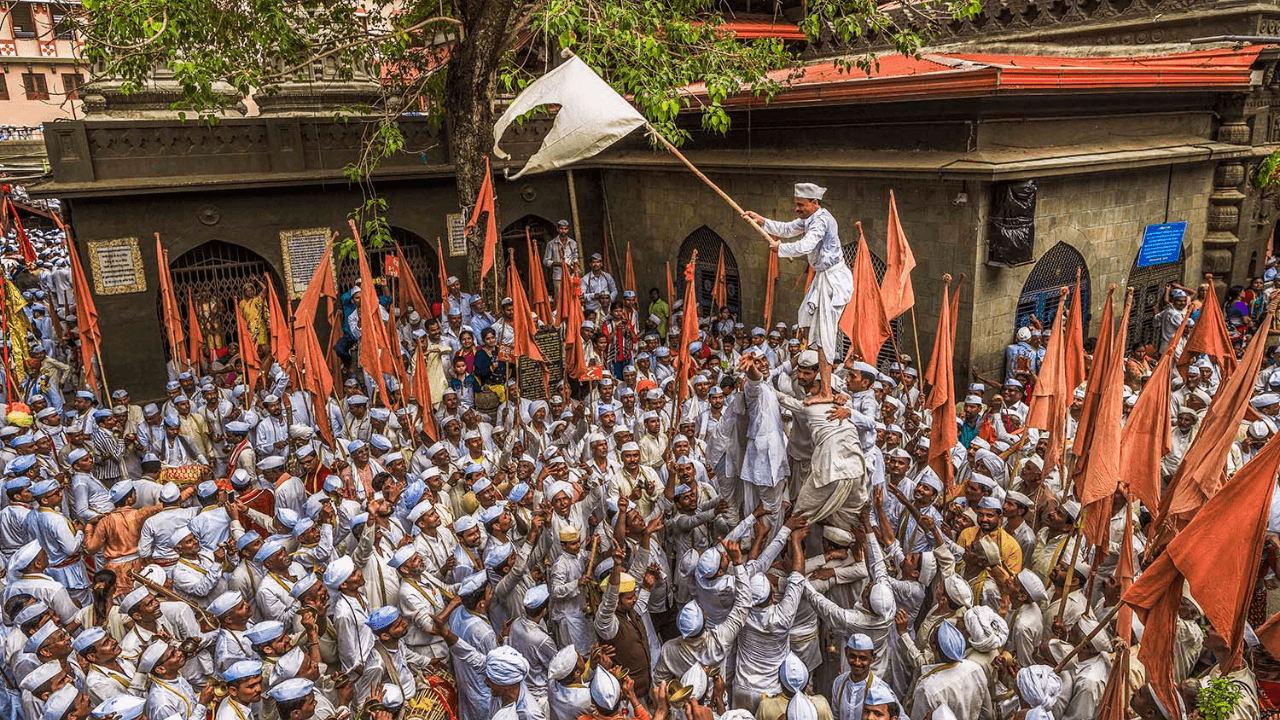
[280,227,333,298]
[87,237,146,295]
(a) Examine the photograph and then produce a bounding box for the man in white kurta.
[743,183,853,366]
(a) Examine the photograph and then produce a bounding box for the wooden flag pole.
[644,123,776,245]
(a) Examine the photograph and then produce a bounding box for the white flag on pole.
[492,55,646,179]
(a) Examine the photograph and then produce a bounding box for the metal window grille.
[1125,248,1185,352]
[336,229,440,314]
[1015,241,1091,333]
[676,226,741,318]
[839,239,903,368]
[165,240,279,361]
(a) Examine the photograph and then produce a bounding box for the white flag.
[493,55,646,179]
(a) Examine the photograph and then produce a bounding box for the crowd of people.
[0,182,1272,720]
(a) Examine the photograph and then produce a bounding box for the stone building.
[33,0,1280,398]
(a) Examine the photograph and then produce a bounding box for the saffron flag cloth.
[838,223,890,364]
[1064,274,1086,397]
[392,241,432,320]
[264,274,293,368]
[436,237,449,319]
[351,220,397,408]
[186,290,205,372]
[235,292,261,395]
[1025,289,1069,471]
[624,241,638,297]
[924,276,958,491]
[1158,313,1270,528]
[526,228,554,324]
[675,252,701,416]
[1079,291,1131,548]
[1071,286,1116,474]
[291,242,337,445]
[154,235,188,372]
[63,228,102,394]
[1179,275,1238,377]
[1118,315,1186,514]
[712,246,728,310]
[506,250,545,363]
[413,342,439,442]
[464,157,499,286]
[492,55,646,179]
[880,189,916,320]
[5,198,36,265]
[764,245,779,329]
[562,268,588,381]
[1125,429,1280,714]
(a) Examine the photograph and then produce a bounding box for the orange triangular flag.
[763,246,779,329]
[1118,316,1186,514]
[155,235,188,372]
[880,190,916,320]
[1079,290,1132,547]
[464,158,498,289]
[351,220,395,407]
[264,273,292,368]
[675,253,701,414]
[1180,275,1238,376]
[1025,289,1070,473]
[711,245,728,311]
[1072,287,1117,480]
[1126,429,1280,714]
[924,275,959,492]
[1064,274,1086,397]
[526,228,553,324]
[624,241,637,297]
[1157,312,1270,527]
[63,229,101,394]
[506,249,544,364]
[291,242,336,444]
[839,222,891,364]
[186,290,205,371]
[234,294,261,395]
[413,340,439,442]
[562,271,588,381]
[435,237,449,319]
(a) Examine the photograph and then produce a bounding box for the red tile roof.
[683,45,1267,107]
[715,16,807,41]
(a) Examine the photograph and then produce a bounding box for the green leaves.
[1196,677,1243,720]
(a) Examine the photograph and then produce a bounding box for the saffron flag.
[1126,429,1280,715]
[492,55,646,179]
[234,293,261,394]
[880,190,916,320]
[562,265,588,381]
[624,241,637,297]
[1064,274,1086,400]
[291,241,337,445]
[526,228,554,324]
[712,246,728,310]
[464,157,499,287]
[413,342,439,442]
[1026,289,1071,475]
[6,198,36,265]
[391,241,432,321]
[186,290,205,372]
[1158,313,1269,528]
[436,237,449,319]
[506,249,545,363]
[1118,316,1186,514]
[839,222,891,364]
[924,275,960,492]
[351,220,396,407]
[264,274,292,368]
[154,235,188,372]
[1179,275,1237,377]
[675,253,701,414]
[764,245,779,329]
[1079,290,1131,548]
[64,231,101,395]
[1071,287,1116,481]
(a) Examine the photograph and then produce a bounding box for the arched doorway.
[502,215,558,284]
[840,239,903,367]
[336,227,441,316]
[166,240,281,364]
[676,226,741,318]
[1015,241,1091,333]
[1125,244,1186,352]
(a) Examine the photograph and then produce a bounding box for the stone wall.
[967,163,1213,377]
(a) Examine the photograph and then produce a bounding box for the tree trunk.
[445,0,517,291]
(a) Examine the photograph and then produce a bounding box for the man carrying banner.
[743,183,853,403]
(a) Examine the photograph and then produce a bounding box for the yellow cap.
[600,572,636,593]
[558,527,580,542]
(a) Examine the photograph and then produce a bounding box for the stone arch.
[165,239,283,364]
[676,225,741,318]
[1016,241,1091,332]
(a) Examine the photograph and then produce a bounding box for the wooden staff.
[1055,526,1084,627]
[1052,601,1121,672]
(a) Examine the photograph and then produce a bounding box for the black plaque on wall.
[987,179,1037,267]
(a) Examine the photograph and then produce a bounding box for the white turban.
[1016,665,1063,720]
[963,605,1010,653]
[484,646,529,685]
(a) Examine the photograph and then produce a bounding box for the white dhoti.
[799,262,853,364]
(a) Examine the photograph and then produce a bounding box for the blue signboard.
[1137,222,1186,268]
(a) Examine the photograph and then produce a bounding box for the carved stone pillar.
[254,54,383,117]
[80,64,244,119]
[1205,102,1250,287]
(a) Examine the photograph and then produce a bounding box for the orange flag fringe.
[1158,313,1269,528]
[711,246,728,311]
[1180,275,1238,377]
[880,189,916,320]
[464,157,499,289]
[624,241,637,297]
[1126,429,1280,715]
[839,222,891,364]
[506,249,544,364]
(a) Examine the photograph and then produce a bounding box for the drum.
[404,666,459,720]
[158,464,205,486]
